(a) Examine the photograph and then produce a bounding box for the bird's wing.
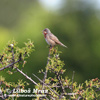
[49,33,61,44]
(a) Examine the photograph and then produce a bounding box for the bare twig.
[33,74,43,84]
[15,67,39,86]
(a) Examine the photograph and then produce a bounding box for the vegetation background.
[0,0,100,99]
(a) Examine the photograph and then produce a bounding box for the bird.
[42,28,67,48]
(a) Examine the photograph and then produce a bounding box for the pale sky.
[38,0,64,11]
[38,0,100,11]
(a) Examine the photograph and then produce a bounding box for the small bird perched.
[42,28,67,48]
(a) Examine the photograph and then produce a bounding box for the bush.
[0,40,100,100]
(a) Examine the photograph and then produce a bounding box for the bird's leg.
[49,46,53,52]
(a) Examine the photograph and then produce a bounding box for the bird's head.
[42,28,51,38]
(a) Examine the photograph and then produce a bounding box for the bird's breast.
[45,35,50,45]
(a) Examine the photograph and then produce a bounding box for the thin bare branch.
[15,67,39,86]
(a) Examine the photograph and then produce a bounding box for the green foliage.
[0,39,34,74]
[0,40,34,100]
[35,47,100,100]
[0,41,100,100]
[0,75,29,100]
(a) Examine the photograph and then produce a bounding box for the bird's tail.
[60,43,68,48]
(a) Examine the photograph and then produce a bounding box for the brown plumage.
[42,28,67,48]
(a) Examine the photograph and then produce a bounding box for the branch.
[43,46,52,85]
[15,67,39,86]
[32,73,61,98]
[56,72,65,93]
[0,48,26,71]
[0,59,21,71]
